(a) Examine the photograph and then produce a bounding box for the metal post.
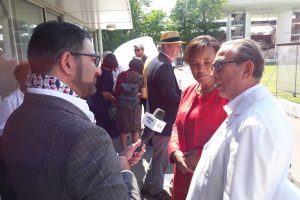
[276,45,278,96]
[295,44,299,97]
[97,29,103,56]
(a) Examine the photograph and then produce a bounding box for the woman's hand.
[101,91,117,104]
[172,151,193,173]
[184,150,199,171]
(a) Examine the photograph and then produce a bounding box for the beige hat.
[159,31,185,44]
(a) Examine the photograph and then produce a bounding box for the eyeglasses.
[212,58,249,72]
[70,52,101,67]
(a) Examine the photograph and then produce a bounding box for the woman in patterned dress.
[115,57,145,149]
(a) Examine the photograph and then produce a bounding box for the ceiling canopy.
[41,0,133,30]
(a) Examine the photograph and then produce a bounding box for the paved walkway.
[112,137,173,199]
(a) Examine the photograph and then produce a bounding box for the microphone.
[136,108,166,152]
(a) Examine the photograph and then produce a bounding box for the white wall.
[277,11,293,44]
[245,12,251,39]
[226,13,232,40]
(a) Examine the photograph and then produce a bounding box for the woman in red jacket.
[168,35,228,200]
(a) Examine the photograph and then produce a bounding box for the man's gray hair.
[222,39,264,80]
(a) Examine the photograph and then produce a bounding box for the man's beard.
[72,59,96,98]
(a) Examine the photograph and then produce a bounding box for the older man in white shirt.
[0,62,30,135]
[187,39,297,200]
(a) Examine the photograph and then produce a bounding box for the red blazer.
[168,83,228,200]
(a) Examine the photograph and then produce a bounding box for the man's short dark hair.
[27,21,91,73]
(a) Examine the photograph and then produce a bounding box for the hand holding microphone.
[136,108,166,152]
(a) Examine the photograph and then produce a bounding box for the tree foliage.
[140,10,167,43]
[102,0,228,51]
[102,0,167,51]
[170,0,227,43]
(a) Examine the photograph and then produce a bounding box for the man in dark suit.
[142,31,183,199]
[1,21,143,200]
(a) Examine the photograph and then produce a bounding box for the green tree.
[140,10,167,43]
[170,0,227,43]
[102,0,168,51]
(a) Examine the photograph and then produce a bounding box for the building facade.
[224,0,300,43]
[0,0,132,100]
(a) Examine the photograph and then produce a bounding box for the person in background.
[187,38,294,200]
[88,52,118,138]
[0,62,31,135]
[168,35,228,200]
[1,21,144,200]
[134,44,148,64]
[0,62,30,200]
[115,57,144,149]
[142,31,183,200]
[0,48,17,100]
[134,44,148,113]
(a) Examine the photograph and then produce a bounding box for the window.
[45,10,61,22]
[12,0,44,62]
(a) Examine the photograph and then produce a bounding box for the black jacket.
[147,52,181,136]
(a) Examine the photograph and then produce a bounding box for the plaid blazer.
[2,93,140,200]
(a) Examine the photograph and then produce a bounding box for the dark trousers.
[140,98,147,113]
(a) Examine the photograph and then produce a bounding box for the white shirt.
[187,84,294,200]
[27,88,95,123]
[0,88,24,135]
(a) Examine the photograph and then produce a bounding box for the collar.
[224,84,270,117]
[160,52,174,63]
[27,73,79,97]
[27,74,95,123]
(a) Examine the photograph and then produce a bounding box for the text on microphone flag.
[142,112,166,133]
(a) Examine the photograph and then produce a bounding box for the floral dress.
[115,70,144,133]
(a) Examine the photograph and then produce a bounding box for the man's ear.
[242,60,254,79]
[58,52,75,75]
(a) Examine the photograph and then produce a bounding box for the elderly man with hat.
[142,31,184,199]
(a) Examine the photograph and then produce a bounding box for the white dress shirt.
[187,84,294,200]
[0,88,24,135]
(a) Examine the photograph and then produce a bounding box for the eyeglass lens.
[213,60,223,72]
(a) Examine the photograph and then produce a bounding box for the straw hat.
[159,31,185,44]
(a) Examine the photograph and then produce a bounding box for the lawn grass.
[261,64,300,104]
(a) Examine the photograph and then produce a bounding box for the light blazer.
[147,52,181,136]
[2,93,140,200]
